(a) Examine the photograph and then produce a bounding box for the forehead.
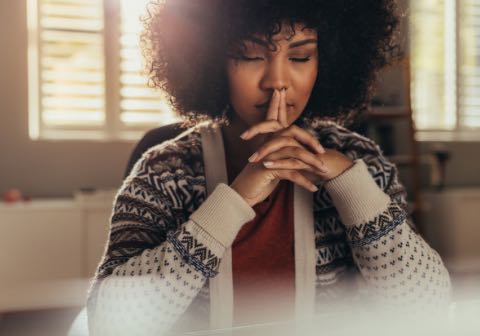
[253,23,317,43]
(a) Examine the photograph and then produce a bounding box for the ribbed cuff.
[189,183,256,248]
[324,159,391,227]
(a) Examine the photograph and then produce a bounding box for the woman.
[87,1,451,335]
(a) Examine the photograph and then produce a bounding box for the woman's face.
[226,23,318,129]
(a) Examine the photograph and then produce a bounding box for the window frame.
[27,0,177,142]
[412,0,480,142]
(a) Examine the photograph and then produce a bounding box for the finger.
[265,89,280,121]
[302,170,322,182]
[261,146,329,173]
[277,125,326,154]
[263,158,327,175]
[278,89,288,127]
[240,120,283,140]
[249,136,302,162]
[272,169,318,192]
[263,158,316,172]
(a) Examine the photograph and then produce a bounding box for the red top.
[231,180,296,326]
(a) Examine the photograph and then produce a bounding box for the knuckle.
[277,135,290,144]
[288,158,298,165]
[289,170,300,178]
[264,152,275,161]
[278,137,293,148]
[293,147,303,156]
[268,168,279,178]
[288,137,299,146]
[291,158,302,168]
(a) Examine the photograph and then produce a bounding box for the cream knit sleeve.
[86,164,254,335]
[324,158,452,309]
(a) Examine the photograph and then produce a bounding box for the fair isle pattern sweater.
[86,121,451,335]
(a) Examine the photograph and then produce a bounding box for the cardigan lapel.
[293,184,316,321]
[200,123,316,330]
[199,124,234,330]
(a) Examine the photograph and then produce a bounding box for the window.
[411,0,480,141]
[27,0,179,141]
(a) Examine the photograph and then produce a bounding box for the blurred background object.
[428,143,452,191]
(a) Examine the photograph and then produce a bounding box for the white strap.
[294,184,316,321]
[199,125,234,330]
[200,124,316,329]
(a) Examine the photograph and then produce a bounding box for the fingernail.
[263,161,274,167]
[240,131,249,139]
[311,185,319,192]
[248,152,258,162]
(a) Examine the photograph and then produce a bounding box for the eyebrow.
[247,37,318,49]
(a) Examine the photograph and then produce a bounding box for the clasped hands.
[230,88,354,207]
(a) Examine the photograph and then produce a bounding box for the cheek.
[227,64,250,101]
[288,65,317,123]
[294,64,317,100]
[296,63,317,89]
[228,79,252,114]
[226,63,260,117]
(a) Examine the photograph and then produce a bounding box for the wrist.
[324,159,390,226]
[230,182,255,207]
[190,183,256,247]
[325,157,355,182]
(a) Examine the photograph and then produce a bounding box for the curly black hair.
[141,0,402,128]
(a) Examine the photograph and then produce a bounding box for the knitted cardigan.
[86,120,451,335]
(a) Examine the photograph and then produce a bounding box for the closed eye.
[290,57,310,63]
[239,55,263,61]
[238,55,311,63]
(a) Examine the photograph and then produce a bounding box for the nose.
[259,57,289,93]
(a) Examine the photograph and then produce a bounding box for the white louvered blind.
[459,0,480,127]
[31,0,106,138]
[411,0,452,129]
[118,0,177,128]
[28,0,178,141]
[411,0,480,139]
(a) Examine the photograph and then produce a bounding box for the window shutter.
[411,0,480,134]
[459,0,480,127]
[29,0,179,140]
[410,0,455,130]
[118,0,178,129]
[33,0,106,138]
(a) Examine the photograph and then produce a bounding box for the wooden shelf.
[367,106,412,119]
